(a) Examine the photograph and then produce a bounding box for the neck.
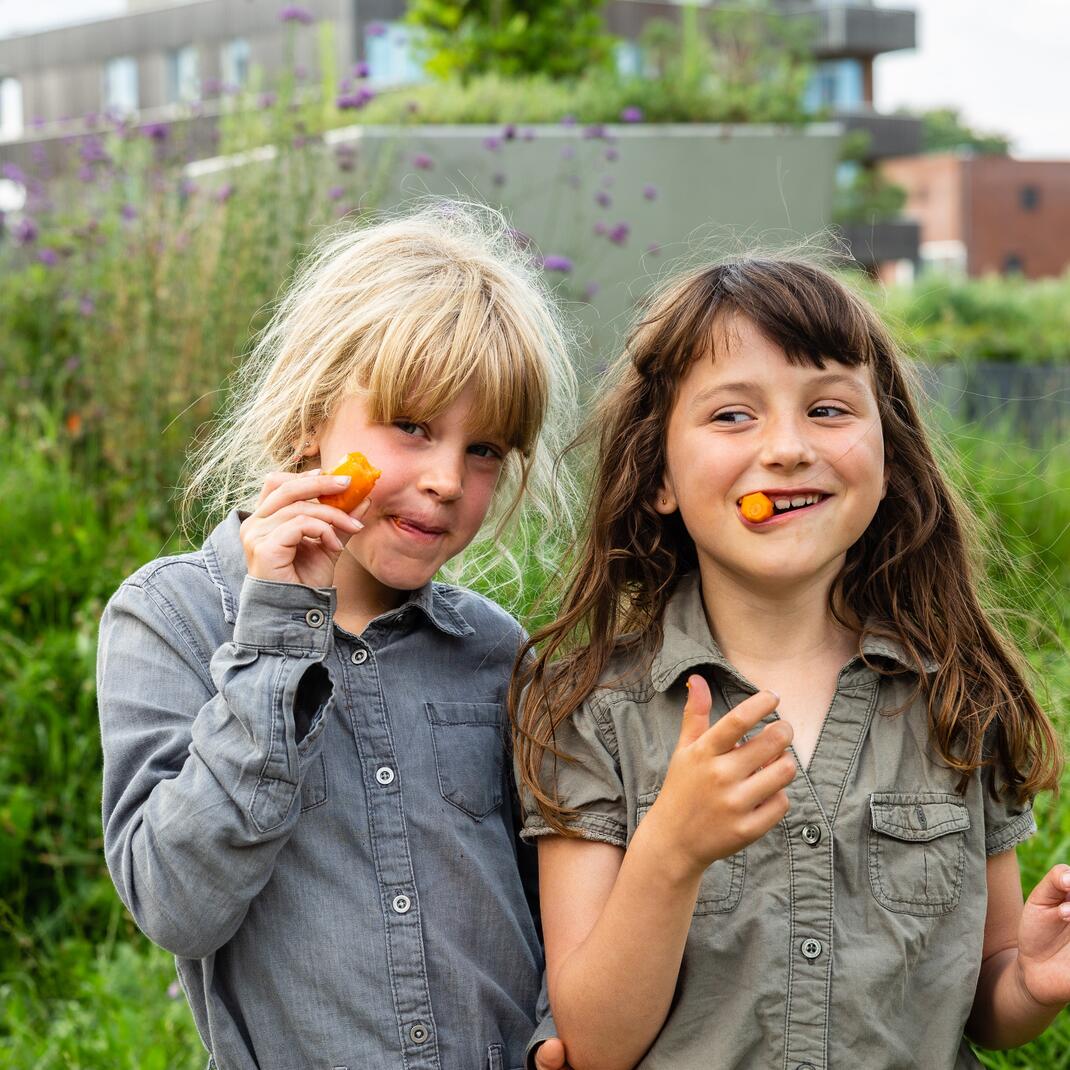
[697,558,858,673]
[332,547,406,634]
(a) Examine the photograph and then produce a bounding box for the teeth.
[774,498,791,510]
[791,496,807,508]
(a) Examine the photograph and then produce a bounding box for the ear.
[880,442,893,501]
[654,472,677,515]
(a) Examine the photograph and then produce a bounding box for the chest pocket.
[636,791,745,914]
[868,792,970,916]
[426,701,505,821]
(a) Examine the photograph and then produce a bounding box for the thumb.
[676,674,713,750]
[532,1037,567,1070]
[1026,863,1070,909]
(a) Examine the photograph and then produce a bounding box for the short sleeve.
[980,763,1036,856]
[517,696,627,848]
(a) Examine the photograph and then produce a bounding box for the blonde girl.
[515,257,1068,1070]
[98,204,575,1070]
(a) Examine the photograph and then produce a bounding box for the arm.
[966,850,1070,1049]
[98,572,335,958]
[538,678,794,1070]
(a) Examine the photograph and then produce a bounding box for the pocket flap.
[870,793,970,843]
[425,700,503,727]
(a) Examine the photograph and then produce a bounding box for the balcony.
[781,3,916,58]
[837,110,922,160]
[838,219,920,268]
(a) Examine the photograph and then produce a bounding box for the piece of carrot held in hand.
[319,451,381,513]
[740,492,774,523]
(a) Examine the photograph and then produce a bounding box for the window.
[104,56,139,114]
[1002,254,1024,275]
[0,77,23,141]
[364,22,427,87]
[1020,185,1040,211]
[166,45,199,103]
[615,40,644,78]
[221,38,250,90]
[804,59,864,112]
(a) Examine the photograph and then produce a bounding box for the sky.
[1,0,1068,159]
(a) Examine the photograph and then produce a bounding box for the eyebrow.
[690,372,868,410]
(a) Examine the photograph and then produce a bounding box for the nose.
[759,412,818,471]
[417,445,464,502]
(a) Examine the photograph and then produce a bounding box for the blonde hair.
[181,201,579,604]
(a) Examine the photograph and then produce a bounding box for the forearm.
[967,948,1063,1049]
[551,824,702,1070]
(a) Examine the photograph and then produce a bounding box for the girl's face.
[655,316,887,595]
[316,383,508,608]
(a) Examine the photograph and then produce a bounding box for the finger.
[255,472,357,519]
[725,718,795,777]
[739,787,791,842]
[702,690,780,756]
[1027,863,1070,909]
[258,500,364,535]
[734,752,798,810]
[255,469,315,509]
[676,674,713,750]
[532,1038,567,1070]
[262,515,343,557]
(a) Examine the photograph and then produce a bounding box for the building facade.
[884,152,1070,279]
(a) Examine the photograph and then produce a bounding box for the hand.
[240,470,370,589]
[641,675,795,881]
[1016,863,1070,1009]
[533,1037,572,1070]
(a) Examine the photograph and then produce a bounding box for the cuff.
[233,576,336,655]
[985,808,1037,856]
[521,812,627,849]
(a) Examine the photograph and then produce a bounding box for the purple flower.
[643,184,658,201]
[560,145,575,161]
[336,87,375,110]
[366,21,387,37]
[30,116,45,130]
[79,296,95,317]
[78,165,96,183]
[620,106,644,123]
[1,162,26,185]
[38,247,59,266]
[412,153,434,170]
[560,114,577,127]
[202,77,223,96]
[595,191,612,208]
[84,113,99,128]
[608,222,630,245]
[582,124,606,140]
[215,183,234,203]
[542,255,573,273]
[335,144,356,172]
[258,91,277,109]
[141,121,169,142]
[483,136,502,152]
[120,203,137,221]
[13,217,38,244]
[354,61,370,79]
[278,5,314,25]
[522,128,536,141]
[328,185,345,201]
[502,123,517,141]
[179,178,198,197]
[646,243,661,256]
[604,147,619,162]
[583,282,600,301]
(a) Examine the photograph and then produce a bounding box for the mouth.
[737,490,832,526]
[390,515,448,541]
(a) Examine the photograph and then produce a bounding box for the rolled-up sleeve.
[980,763,1036,856]
[517,696,628,849]
[98,570,336,959]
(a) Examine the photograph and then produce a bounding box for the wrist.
[629,812,705,892]
[1013,951,1060,1012]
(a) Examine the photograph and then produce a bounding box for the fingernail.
[333,475,351,486]
[768,690,780,701]
[308,467,321,475]
[1060,872,1070,890]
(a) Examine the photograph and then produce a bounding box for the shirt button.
[391,894,411,914]
[795,1064,817,1070]
[304,608,325,628]
[801,824,822,846]
[800,938,823,960]
[375,766,395,785]
[409,1022,430,1045]
[350,648,368,665]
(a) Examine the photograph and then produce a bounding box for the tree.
[914,107,1011,155]
[406,0,615,83]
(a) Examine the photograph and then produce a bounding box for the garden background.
[1,3,1067,1066]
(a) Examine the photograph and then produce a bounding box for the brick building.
[883,153,1070,278]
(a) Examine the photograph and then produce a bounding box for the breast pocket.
[868,792,970,916]
[636,791,745,914]
[425,701,505,821]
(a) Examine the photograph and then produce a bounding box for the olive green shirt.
[520,572,1035,1070]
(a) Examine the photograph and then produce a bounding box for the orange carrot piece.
[319,451,381,513]
[740,492,774,523]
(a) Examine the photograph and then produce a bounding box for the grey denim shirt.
[98,510,544,1070]
[520,571,1036,1070]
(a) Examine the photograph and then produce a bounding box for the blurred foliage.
[912,106,1012,156]
[406,0,615,83]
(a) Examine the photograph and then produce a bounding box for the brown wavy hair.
[512,257,1062,835]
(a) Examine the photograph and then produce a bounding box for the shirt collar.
[202,510,473,638]
[648,571,937,693]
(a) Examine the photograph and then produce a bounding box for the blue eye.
[469,442,504,460]
[394,420,426,437]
